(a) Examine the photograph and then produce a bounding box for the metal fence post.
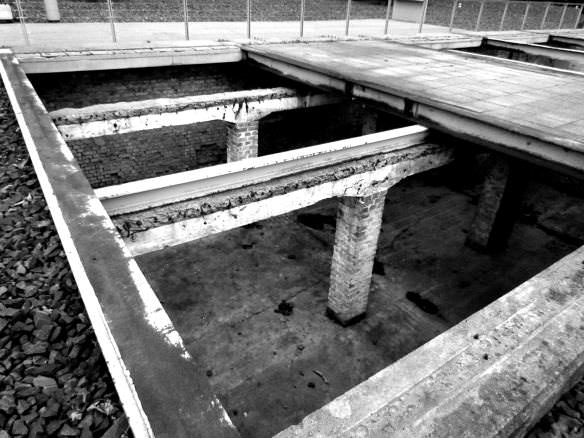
[247,0,251,39]
[183,0,189,40]
[300,0,305,38]
[13,0,29,45]
[448,0,458,31]
[499,1,509,31]
[384,0,392,35]
[345,0,352,36]
[575,4,583,28]
[417,0,429,33]
[558,3,567,28]
[474,0,485,31]
[540,2,550,29]
[520,2,530,29]
[106,0,117,43]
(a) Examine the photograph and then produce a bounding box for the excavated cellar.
[30,64,409,188]
[25,59,584,438]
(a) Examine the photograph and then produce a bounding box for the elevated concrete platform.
[245,39,584,177]
[14,41,242,73]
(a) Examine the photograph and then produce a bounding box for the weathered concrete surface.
[0,53,239,438]
[50,87,343,140]
[15,42,243,74]
[136,169,580,438]
[271,228,584,437]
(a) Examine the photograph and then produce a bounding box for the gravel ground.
[0,87,128,437]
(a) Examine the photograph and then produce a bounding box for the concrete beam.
[245,50,584,179]
[16,43,243,74]
[95,127,454,256]
[550,35,584,49]
[0,53,239,438]
[485,38,584,71]
[274,241,584,438]
[50,87,343,140]
[96,125,431,216]
[384,34,483,50]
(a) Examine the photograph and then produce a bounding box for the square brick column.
[226,120,259,162]
[327,188,388,325]
[466,154,521,251]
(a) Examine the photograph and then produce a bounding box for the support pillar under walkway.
[226,120,259,162]
[327,187,388,325]
[466,154,522,251]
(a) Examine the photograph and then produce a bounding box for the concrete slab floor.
[136,166,579,438]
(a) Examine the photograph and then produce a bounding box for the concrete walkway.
[1,19,449,51]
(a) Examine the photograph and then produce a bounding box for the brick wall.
[35,65,408,189]
[14,0,387,23]
[328,189,388,323]
[30,63,288,111]
[69,121,227,187]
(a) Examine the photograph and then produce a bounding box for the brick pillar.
[466,154,521,251]
[226,120,259,162]
[361,111,378,135]
[327,189,388,326]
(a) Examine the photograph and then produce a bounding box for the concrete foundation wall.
[29,63,289,111]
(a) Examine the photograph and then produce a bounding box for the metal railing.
[7,0,584,46]
[447,0,583,32]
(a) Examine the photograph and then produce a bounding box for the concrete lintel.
[16,44,243,74]
[382,34,483,50]
[51,87,343,140]
[455,30,550,44]
[550,35,584,49]
[96,125,431,216]
[246,50,584,177]
[274,242,584,438]
[122,143,451,256]
[0,55,239,438]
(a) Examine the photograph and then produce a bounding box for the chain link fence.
[427,0,583,31]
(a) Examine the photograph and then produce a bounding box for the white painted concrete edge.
[95,125,428,202]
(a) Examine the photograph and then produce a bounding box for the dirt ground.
[138,166,581,438]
